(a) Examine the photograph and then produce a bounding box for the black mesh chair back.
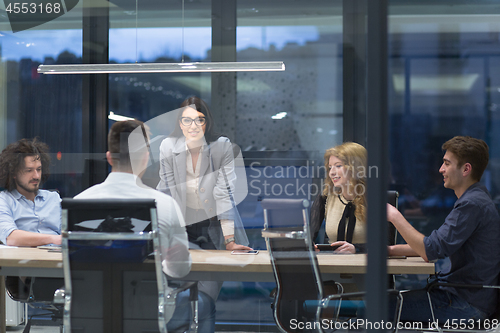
[387,190,399,246]
[61,198,168,333]
[261,198,336,333]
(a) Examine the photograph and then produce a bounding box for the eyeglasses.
[180,117,206,126]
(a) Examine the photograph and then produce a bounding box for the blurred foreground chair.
[59,198,198,333]
[261,198,403,333]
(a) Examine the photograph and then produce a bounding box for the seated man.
[74,120,214,332]
[0,138,62,300]
[387,136,500,322]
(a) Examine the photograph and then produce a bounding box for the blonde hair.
[323,142,367,223]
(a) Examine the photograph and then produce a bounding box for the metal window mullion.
[365,1,389,331]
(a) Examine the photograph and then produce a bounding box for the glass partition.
[0,11,83,197]
[1,0,500,330]
[107,1,343,328]
[388,1,500,292]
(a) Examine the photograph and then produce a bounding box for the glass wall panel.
[2,0,500,329]
[489,56,500,191]
[108,0,343,329]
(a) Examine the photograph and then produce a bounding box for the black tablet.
[316,244,340,251]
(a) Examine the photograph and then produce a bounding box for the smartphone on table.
[316,244,341,251]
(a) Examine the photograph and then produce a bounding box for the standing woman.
[157,96,251,333]
[310,142,367,253]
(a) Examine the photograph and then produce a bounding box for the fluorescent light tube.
[38,61,285,74]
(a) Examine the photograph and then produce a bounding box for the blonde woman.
[310,142,367,254]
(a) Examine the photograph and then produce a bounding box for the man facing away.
[74,120,214,332]
[0,138,61,246]
[387,136,500,322]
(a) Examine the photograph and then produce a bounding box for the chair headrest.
[261,198,310,210]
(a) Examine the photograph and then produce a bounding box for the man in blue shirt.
[0,138,61,246]
[387,136,500,322]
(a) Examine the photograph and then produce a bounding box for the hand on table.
[52,235,62,245]
[330,241,355,254]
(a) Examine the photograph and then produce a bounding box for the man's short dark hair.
[108,120,148,170]
[442,136,489,182]
[0,138,51,191]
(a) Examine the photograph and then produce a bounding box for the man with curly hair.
[0,138,61,246]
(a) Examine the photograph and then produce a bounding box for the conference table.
[0,247,435,332]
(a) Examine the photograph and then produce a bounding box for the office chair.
[391,279,500,333]
[332,190,400,316]
[59,198,198,333]
[426,281,500,333]
[387,190,399,246]
[5,276,64,333]
[261,198,404,333]
[261,198,344,333]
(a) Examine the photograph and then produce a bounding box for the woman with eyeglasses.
[310,142,368,254]
[157,96,251,333]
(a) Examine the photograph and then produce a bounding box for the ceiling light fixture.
[271,112,287,120]
[38,0,285,75]
[108,111,135,121]
[37,61,285,74]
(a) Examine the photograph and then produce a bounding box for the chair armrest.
[324,291,366,302]
[188,282,199,302]
[261,229,306,239]
[323,289,402,302]
[167,281,198,300]
[427,281,500,292]
[5,276,31,302]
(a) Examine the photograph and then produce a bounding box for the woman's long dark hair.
[170,96,222,143]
